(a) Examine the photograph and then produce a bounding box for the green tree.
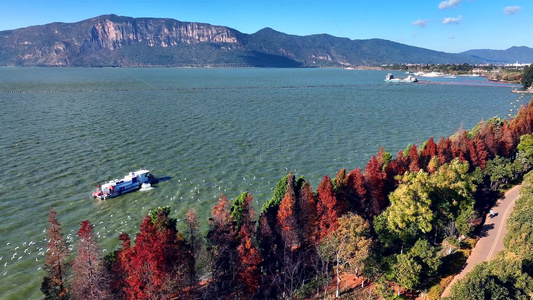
[390,239,440,295]
[230,192,255,233]
[450,254,533,300]
[455,206,477,237]
[382,171,433,243]
[393,254,421,293]
[484,156,513,190]
[373,212,399,250]
[521,64,533,89]
[408,239,441,278]
[516,134,533,171]
[429,159,475,200]
[428,159,477,240]
[261,173,291,213]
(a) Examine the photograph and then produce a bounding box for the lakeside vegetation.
[41,98,533,299]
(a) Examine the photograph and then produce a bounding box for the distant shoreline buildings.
[504,61,532,68]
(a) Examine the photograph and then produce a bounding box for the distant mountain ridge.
[0,14,524,67]
[460,47,533,64]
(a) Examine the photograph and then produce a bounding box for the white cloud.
[439,0,461,9]
[443,15,462,24]
[504,6,521,15]
[412,19,428,27]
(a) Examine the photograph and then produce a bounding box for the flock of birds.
[1,150,364,284]
[2,230,58,277]
[0,170,286,277]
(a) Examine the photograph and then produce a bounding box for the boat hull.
[96,184,142,200]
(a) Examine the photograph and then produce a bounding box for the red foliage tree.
[364,156,387,217]
[437,137,453,164]
[316,175,339,242]
[41,208,69,300]
[467,139,479,168]
[475,138,489,169]
[383,160,401,196]
[210,194,231,231]
[451,130,469,162]
[110,232,131,298]
[125,216,168,299]
[408,144,420,172]
[376,147,389,167]
[297,181,318,247]
[501,122,516,156]
[121,209,192,300]
[451,142,467,162]
[422,137,437,157]
[395,150,408,175]
[277,173,301,250]
[419,138,437,170]
[511,105,532,136]
[71,220,110,300]
[346,168,367,215]
[479,123,499,157]
[236,224,262,295]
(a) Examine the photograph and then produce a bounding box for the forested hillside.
[0,14,482,67]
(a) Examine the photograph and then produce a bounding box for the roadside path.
[441,185,521,298]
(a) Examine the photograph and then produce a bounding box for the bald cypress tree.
[408,144,420,172]
[207,195,238,293]
[297,181,318,247]
[71,220,110,300]
[277,173,301,250]
[41,208,70,300]
[364,156,387,217]
[316,175,339,242]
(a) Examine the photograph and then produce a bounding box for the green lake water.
[0,67,524,298]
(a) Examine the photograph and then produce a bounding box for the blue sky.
[0,0,530,53]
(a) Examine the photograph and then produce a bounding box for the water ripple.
[0,68,521,298]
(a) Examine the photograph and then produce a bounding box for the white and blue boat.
[92,169,157,200]
[385,73,418,83]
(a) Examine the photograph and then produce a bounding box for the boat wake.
[139,183,154,191]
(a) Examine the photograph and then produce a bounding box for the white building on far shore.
[504,61,531,68]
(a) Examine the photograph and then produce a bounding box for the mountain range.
[460,47,533,64]
[0,14,530,67]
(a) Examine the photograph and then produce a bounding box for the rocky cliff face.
[0,15,244,66]
[87,16,240,50]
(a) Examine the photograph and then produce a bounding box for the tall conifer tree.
[71,220,110,300]
[277,173,301,250]
[364,156,387,217]
[316,175,338,242]
[41,208,70,300]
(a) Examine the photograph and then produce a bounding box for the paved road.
[441,185,521,298]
